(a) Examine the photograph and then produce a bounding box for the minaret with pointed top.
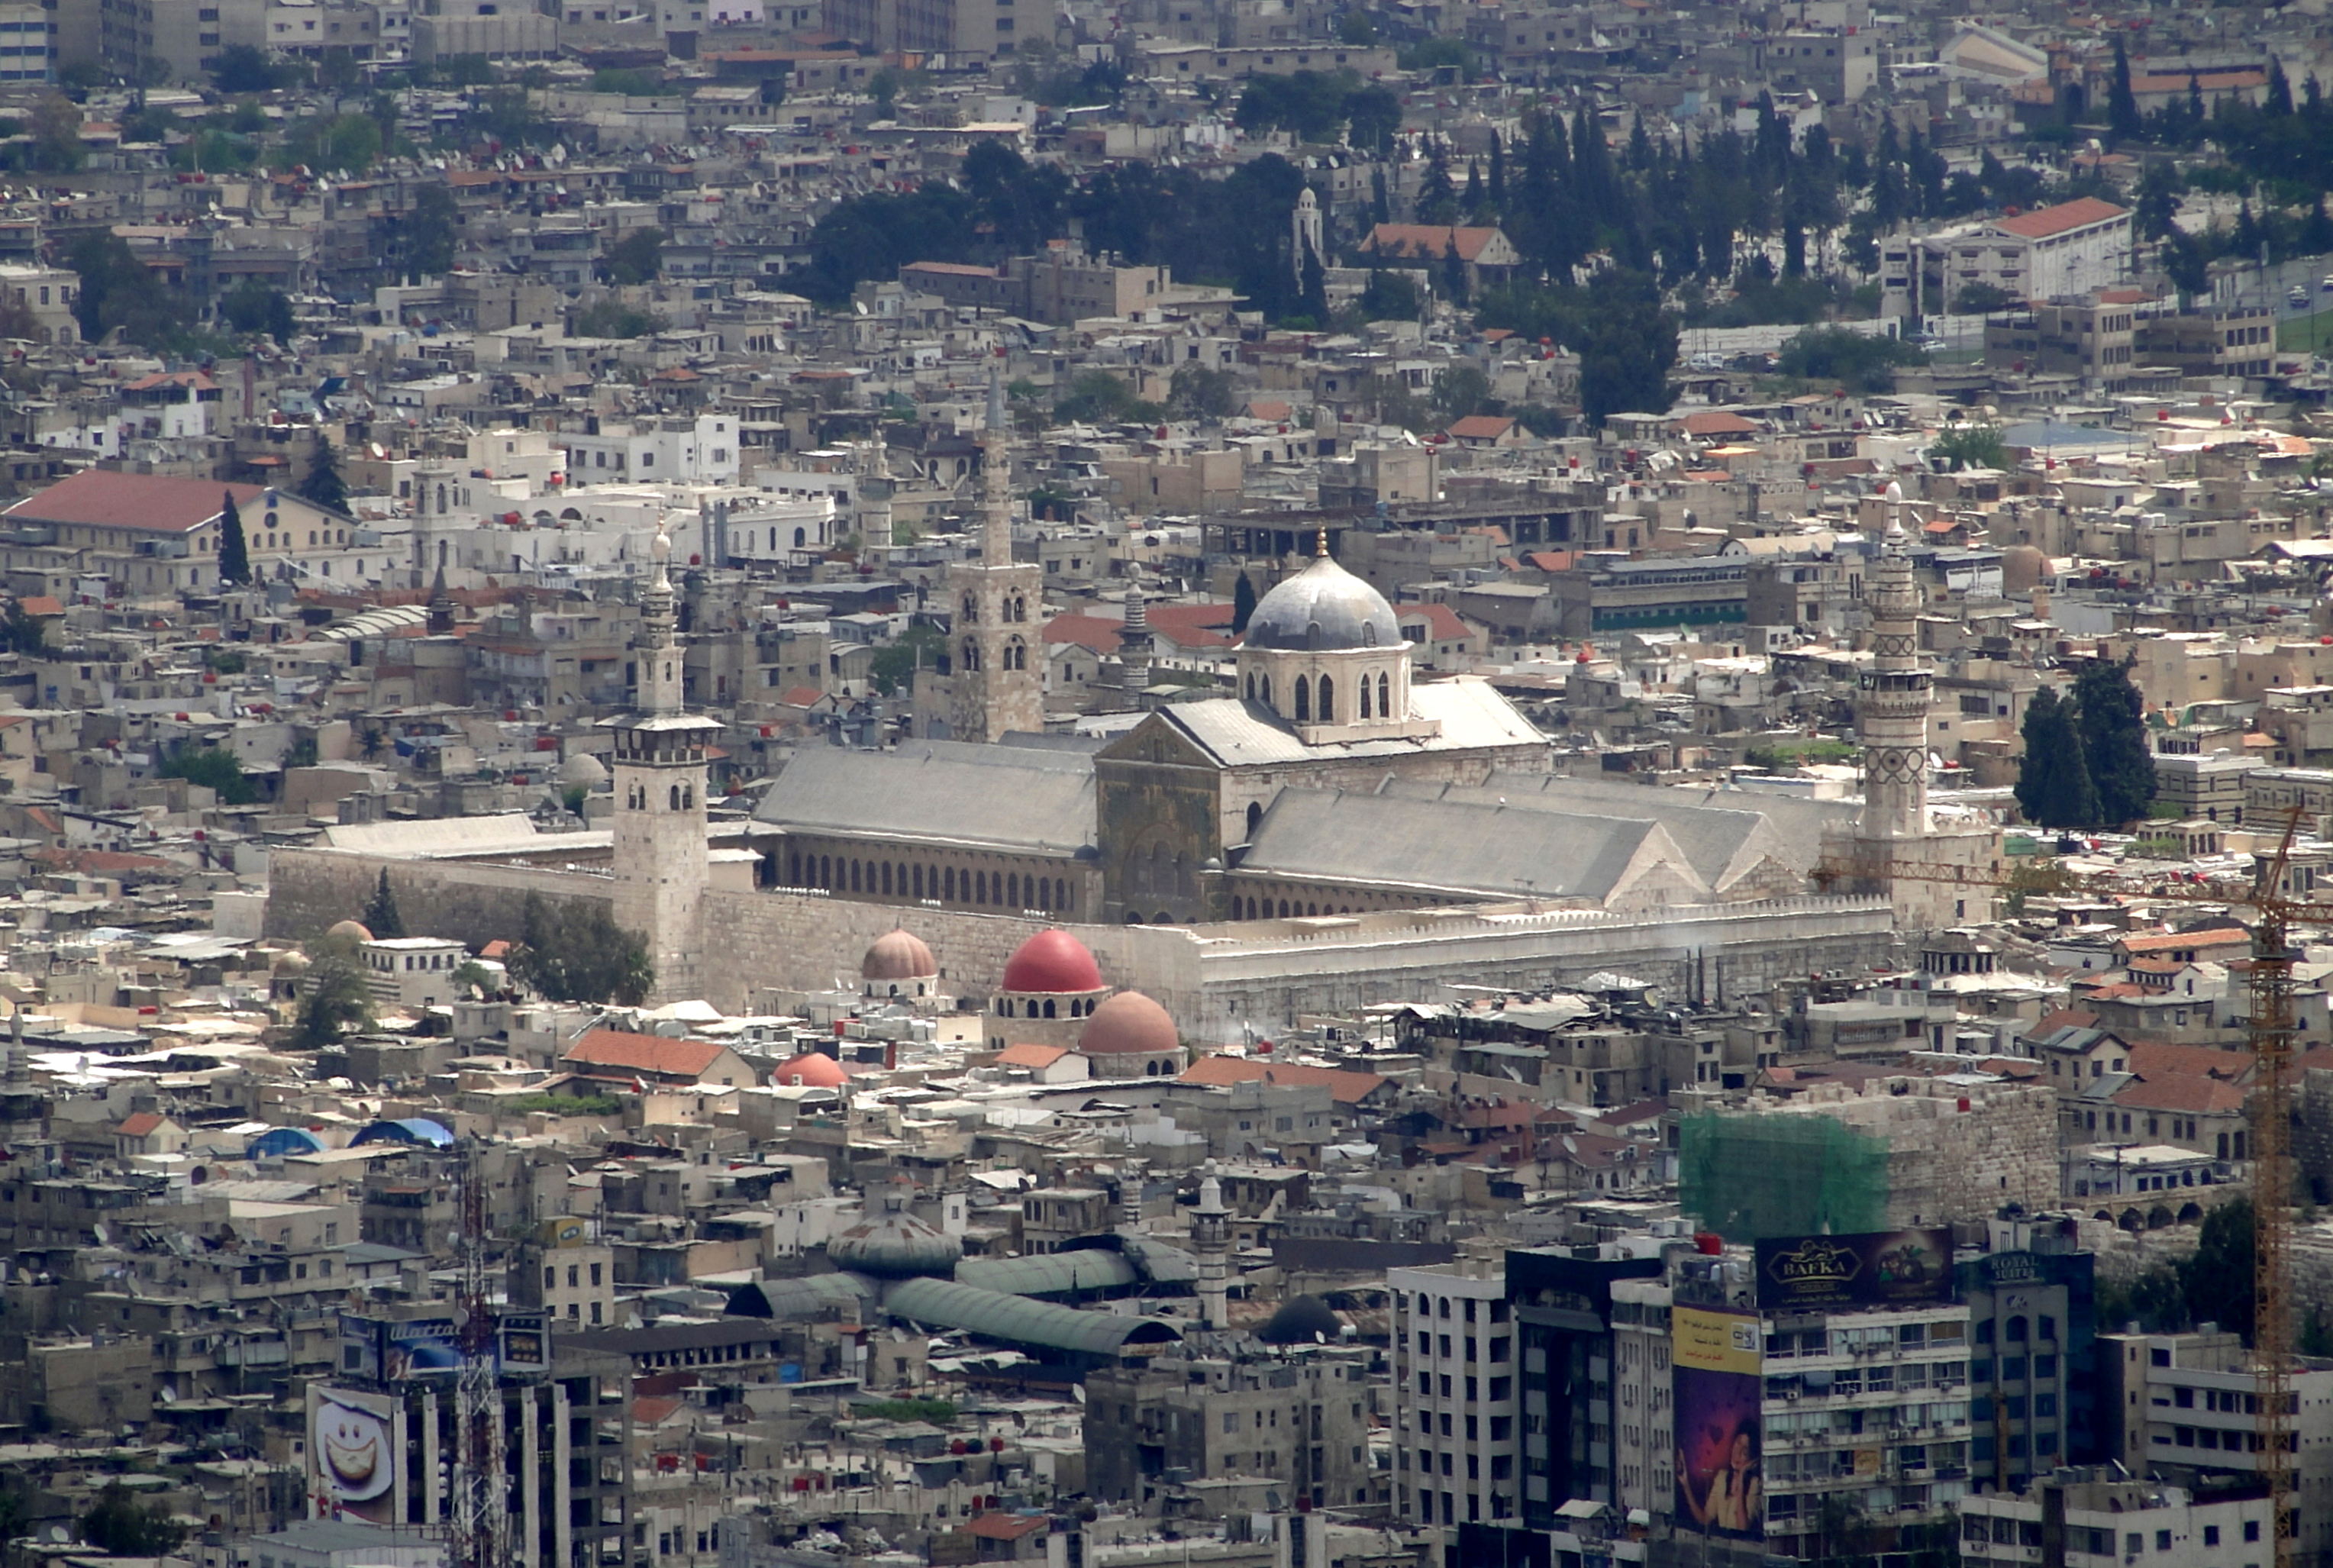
[942,368,1044,741]
[426,565,457,637]
[1192,1173,1231,1331]
[1114,578,1153,705]
[1859,482,1931,840]
[602,524,721,1002]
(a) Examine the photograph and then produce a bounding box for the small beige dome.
[326,919,373,944]
[863,928,937,981]
[1079,990,1178,1057]
[559,751,609,789]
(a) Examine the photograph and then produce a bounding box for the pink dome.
[863,928,937,981]
[1001,928,1103,994]
[773,1052,850,1089]
[1079,990,1179,1056]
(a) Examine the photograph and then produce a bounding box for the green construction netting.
[1677,1110,1891,1242]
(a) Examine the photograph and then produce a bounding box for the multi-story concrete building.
[512,1234,619,1330]
[1392,1257,1521,1532]
[1957,1472,2273,1568]
[1083,1350,1376,1509]
[2100,1329,2333,1565]
[1957,1215,2102,1492]
[1886,198,2132,317]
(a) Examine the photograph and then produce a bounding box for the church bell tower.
[604,524,721,1002]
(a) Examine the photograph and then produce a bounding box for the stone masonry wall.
[267,848,616,947]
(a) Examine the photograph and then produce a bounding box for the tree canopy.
[507,892,654,1008]
[2012,688,2097,830]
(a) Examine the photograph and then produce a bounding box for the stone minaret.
[1292,186,1322,282]
[1115,579,1153,702]
[1859,481,1931,841]
[605,524,721,1002]
[946,370,1044,741]
[1192,1173,1231,1331]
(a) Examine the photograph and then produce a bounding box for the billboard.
[1673,1306,1762,1541]
[308,1384,399,1524]
[499,1312,547,1370]
[1754,1228,1954,1310]
[381,1315,463,1381]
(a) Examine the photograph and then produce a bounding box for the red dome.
[1079,990,1179,1056]
[773,1052,850,1089]
[1001,928,1103,994]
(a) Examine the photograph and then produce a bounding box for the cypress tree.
[363,868,406,939]
[2074,657,2158,827]
[218,490,249,585]
[2014,688,2099,830]
[1231,573,1257,635]
[300,433,348,512]
[2109,38,2141,140]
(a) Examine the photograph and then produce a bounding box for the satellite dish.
[92,1221,110,1246]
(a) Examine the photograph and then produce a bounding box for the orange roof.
[17,597,60,617]
[1042,613,1124,654]
[995,1042,1071,1068]
[7,471,269,534]
[563,1029,732,1079]
[963,1516,1048,1543]
[117,1111,166,1137]
[2126,1041,2251,1080]
[1993,197,2128,240]
[1245,398,1293,421]
[2130,69,2265,94]
[2118,928,2248,954]
[1363,224,1509,263]
[1447,415,1517,440]
[2112,1073,2247,1115]
[1178,1054,1386,1105]
[1680,410,1758,436]
[1398,602,1473,642]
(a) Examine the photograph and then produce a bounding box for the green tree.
[294,957,373,1048]
[160,746,257,805]
[1777,325,1924,394]
[870,621,947,695]
[211,44,279,93]
[398,183,457,282]
[1168,364,1237,421]
[1431,364,1489,421]
[1359,266,1420,321]
[219,276,296,344]
[572,302,663,338]
[2012,687,2098,830]
[300,433,348,513]
[1576,269,1676,426]
[2074,656,2157,828]
[80,1483,186,1557]
[363,868,405,939]
[1952,280,2018,314]
[602,227,665,286]
[68,231,191,350]
[0,600,45,655]
[1930,421,2007,473]
[1231,573,1257,635]
[28,92,84,172]
[590,67,660,95]
[218,489,250,586]
[505,892,653,1007]
[2108,37,2141,141]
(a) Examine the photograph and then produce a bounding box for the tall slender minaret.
[945,369,1044,741]
[1114,578,1153,705]
[1859,482,1931,840]
[604,524,721,1002]
[1192,1173,1231,1331]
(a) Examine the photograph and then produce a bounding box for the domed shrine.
[861,928,939,999]
[827,1186,961,1279]
[987,928,1112,1050]
[1077,989,1184,1077]
[1236,540,1439,744]
[771,1050,850,1089]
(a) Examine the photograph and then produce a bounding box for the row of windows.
[1412,1332,1511,1362]
[1400,1488,1510,1524]
[787,850,1075,913]
[1414,1372,1513,1402]
[626,782,694,810]
[1241,668,1395,723]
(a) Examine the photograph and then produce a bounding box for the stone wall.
[266,847,616,947]
[271,850,1895,1040]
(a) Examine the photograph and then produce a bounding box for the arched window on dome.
[1260,673,1272,708]
[1293,676,1310,721]
[1318,674,1334,722]
[1043,999,1055,1018]
[1145,1061,1159,1076]
[1379,671,1392,717]
[1246,801,1263,839]
[1245,673,1255,700]
[1360,676,1372,718]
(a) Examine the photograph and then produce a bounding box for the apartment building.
[1392,1258,1521,1531]
[1959,1473,2272,1568]
[1082,1350,1377,1509]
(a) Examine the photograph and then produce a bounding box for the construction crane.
[1818,808,2310,1568]
[450,1144,507,1568]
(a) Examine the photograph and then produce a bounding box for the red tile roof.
[1680,410,1759,436]
[963,1515,1049,1542]
[2111,1073,2247,1115]
[1398,602,1474,643]
[1178,1054,1386,1105]
[995,1043,1070,1068]
[117,1112,166,1137]
[1447,415,1517,441]
[6,471,268,535]
[1993,197,2129,240]
[16,597,60,617]
[563,1030,734,1080]
[1363,224,1509,263]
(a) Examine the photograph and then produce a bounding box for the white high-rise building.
[1391,1259,1519,1534]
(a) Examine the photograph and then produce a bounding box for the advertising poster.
[308,1384,399,1524]
[500,1312,547,1370]
[1754,1229,1954,1310]
[381,1316,463,1381]
[1673,1306,1763,1541]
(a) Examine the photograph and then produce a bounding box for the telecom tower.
[450,1146,506,1568]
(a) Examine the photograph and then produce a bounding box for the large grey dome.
[827,1194,962,1279]
[1244,554,1401,652]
